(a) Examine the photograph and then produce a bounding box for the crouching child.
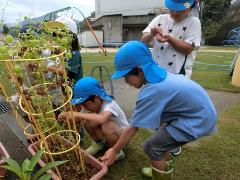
[101,41,217,179]
[58,77,129,162]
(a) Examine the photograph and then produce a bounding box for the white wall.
[95,0,164,18]
[79,31,103,47]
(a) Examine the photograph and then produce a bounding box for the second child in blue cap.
[58,77,129,161]
[101,41,217,179]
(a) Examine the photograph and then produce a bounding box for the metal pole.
[72,7,107,56]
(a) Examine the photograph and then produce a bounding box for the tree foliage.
[2,24,9,34]
[201,0,231,44]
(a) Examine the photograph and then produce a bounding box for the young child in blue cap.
[58,77,129,160]
[101,41,217,179]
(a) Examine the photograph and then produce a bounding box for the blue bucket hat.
[71,77,112,105]
[112,41,167,83]
[165,0,195,11]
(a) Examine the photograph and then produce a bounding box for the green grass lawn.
[94,102,240,180]
[0,47,240,179]
[80,48,240,179]
[173,103,240,179]
[191,51,240,92]
[81,49,240,93]
[201,46,238,51]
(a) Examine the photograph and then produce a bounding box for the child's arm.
[48,65,64,76]
[101,126,138,165]
[58,110,113,124]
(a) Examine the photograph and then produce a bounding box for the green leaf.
[29,148,45,170]
[1,157,22,177]
[1,165,22,178]
[22,159,32,173]
[39,173,52,180]
[32,160,68,180]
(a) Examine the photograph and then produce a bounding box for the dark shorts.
[143,126,186,161]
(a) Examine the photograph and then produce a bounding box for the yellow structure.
[231,54,240,87]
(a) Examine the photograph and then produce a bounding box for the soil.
[59,162,99,180]
[44,150,99,180]
[43,137,99,180]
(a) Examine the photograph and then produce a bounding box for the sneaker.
[142,167,152,177]
[86,141,104,156]
[169,146,182,156]
[142,157,174,178]
[115,150,126,162]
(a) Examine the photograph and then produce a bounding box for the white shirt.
[143,14,201,78]
[101,100,129,129]
[189,2,200,18]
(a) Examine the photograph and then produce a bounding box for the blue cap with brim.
[112,41,167,83]
[71,77,112,105]
[112,68,132,79]
[165,0,195,12]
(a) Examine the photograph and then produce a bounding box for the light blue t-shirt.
[130,73,217,142]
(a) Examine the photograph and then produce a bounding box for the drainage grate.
[0,100,13,114]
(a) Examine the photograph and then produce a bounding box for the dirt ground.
[206,89,240,114]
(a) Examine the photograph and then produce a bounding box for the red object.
[0,142,10,178]
[28,138,108,180]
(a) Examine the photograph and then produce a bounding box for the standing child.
[48,16,83,83]
[55,16,83,83]
[142,0,201,79]
[101,41,217,179]
[58,77,129,160]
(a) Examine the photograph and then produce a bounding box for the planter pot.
[0,142,10,178]
[28,136,108,180]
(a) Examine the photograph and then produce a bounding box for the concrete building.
[92,0,165,44]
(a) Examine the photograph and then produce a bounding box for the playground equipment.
[91,65,114,98]
[222,27,240,46]
[221,27,240,86]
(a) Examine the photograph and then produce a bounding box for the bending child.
[101,41,217,179]
[58,77,129,161]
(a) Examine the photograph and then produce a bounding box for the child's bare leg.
[164,151,171,161]
[84,121,105,155]
[101,120,121,147]
[84,121,104,141]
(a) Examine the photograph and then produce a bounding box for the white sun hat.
[55,16,78,34]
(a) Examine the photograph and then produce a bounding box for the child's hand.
[58,111,82,123]
[47,65,57,72]
[151,27,163,37]
[58,112,68,121]
[150,27,171,43]
[101,148,118,166]
[156,34,171,43]
[58,112,76,121]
